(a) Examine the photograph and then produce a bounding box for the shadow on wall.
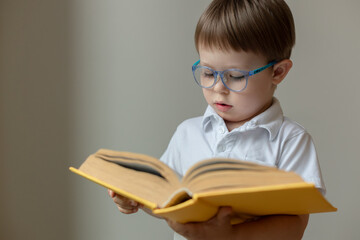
[0,1,73,239]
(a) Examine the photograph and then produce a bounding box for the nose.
[213,74,229,93]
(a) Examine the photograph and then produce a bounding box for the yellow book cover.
[69,149,337,223]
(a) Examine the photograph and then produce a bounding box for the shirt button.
[219,126,226,134]
[219,145,226,152]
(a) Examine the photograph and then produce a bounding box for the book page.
[76,151,182,207]
[182,158,304,194]
[95,149,180,184]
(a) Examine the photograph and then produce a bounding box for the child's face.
[198,46,278,130]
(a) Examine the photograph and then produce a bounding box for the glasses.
[192,60,277,92]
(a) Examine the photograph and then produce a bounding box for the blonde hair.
[195,0,295,61]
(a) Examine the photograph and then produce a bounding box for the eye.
[230,75,245,81]
[202,70,214,78]
[227,71,246,81]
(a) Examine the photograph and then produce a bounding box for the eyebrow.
[199,61,214,68]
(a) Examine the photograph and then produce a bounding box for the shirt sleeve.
[160,128,183,177]
[278,131,326,195]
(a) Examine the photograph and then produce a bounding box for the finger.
[108,189,116,198]
[112,195,141,214]
[117,205,139,214]
[113,199,140,213]
[216,206,233,224]
[113,196,139,208]
[115,203,140,210]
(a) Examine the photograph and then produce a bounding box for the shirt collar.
[202,98,284,141]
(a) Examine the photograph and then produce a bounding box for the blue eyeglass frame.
[192,60,277,92]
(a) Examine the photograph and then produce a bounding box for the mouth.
[214,102,232,112]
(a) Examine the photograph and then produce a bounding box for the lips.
[214,102,232,112]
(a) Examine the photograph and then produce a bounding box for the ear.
[272,59,293,85]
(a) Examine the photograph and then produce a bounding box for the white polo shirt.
[160,98,325,194]
[160,98,325,240]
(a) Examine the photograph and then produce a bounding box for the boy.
[109,0,325,239]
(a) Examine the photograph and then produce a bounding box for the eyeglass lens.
[194,68,247,91]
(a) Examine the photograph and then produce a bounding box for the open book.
[69,149,337,223]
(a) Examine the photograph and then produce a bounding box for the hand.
[166,207,234,240]
[107,189,142,214]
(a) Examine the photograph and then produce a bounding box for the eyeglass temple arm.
[249,61,277,76]
[193,59,277,75]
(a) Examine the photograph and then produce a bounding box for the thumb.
[216,206,233,224]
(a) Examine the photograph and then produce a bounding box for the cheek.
[247,76,274,94]
[202,89,212,103]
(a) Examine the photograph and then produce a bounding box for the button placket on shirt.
[215,130,237,155]
[214,125,226,154]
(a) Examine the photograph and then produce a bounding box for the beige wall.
[0,1,72,239]
[280,1,360,238]
[1,0,359,239]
